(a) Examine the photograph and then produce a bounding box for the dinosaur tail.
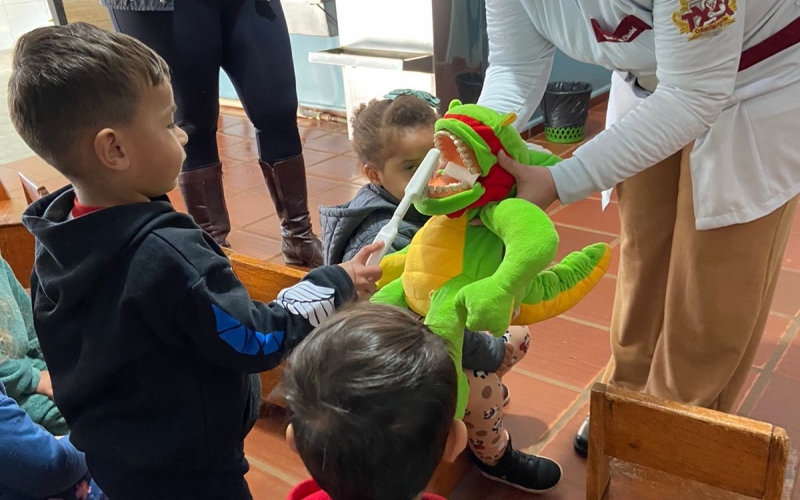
[514,243,612,325]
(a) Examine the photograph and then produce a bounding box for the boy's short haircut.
[7,22,169,174]
[280,303,457,500]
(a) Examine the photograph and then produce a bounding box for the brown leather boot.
[178,163,231,248]
[259,155,323,267]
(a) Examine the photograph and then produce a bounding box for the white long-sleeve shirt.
[478,0,800,229]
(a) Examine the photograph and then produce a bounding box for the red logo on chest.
[679,0,735,31]
[672,0,738,41]
[591,15,652,44]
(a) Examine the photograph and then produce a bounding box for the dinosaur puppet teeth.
[429,130,481,198]
[443,161,479,187]
[427,181,467,196]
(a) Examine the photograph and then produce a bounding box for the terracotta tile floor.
[4,106,800,499]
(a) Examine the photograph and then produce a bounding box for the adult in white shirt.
[479,0,800,457]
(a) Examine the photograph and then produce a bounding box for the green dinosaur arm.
[454,198,558,334]
[370,277,408,309]
[479,198,558,296]
[522,146,562,167]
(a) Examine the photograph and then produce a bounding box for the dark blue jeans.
[109,0,302,171]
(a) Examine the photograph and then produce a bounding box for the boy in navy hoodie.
[10,23,381,500]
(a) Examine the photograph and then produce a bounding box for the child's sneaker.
[472,438,562,494]
[502,383,510,407]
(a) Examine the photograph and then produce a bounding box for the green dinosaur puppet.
[371,100,611,418]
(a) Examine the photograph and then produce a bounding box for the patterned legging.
[463,327,530,466]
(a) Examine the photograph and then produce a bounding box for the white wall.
[0,0,53,51]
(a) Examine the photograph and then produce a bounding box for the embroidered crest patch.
[672,0,737,41]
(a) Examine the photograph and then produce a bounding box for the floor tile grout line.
[511,367,585,393]
[557,315,611,332]
[246,455,303,488]
[738,309,800,416]
[547,204,566,217]
[231,225,283,243]
[554,222,619,238]
[524,371,604,456]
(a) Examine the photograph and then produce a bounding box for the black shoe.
[573,416,590,458]
[472,438,562,494]
[502,383,510,407]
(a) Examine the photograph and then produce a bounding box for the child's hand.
[36,370,54,399]
[339,241,384,300]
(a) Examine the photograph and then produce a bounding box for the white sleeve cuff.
[550,156,599,205]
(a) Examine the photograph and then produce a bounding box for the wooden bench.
[587,383,790,500]
[0,178,36,288]
[19,173,50,205]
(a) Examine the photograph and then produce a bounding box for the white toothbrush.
[365,148,441,267]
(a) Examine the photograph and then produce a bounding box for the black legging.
[109,0,302,171]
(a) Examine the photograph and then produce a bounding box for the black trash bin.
[541,81,593,144]
[455,72,484,104]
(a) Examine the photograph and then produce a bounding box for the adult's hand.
[497,150,558,210]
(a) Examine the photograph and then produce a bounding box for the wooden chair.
[19,173,49,205]
[52,0,114,29]
[225,248,471,496]
[587,383,790,500]
[0,177,36,287]
[0,179,11,202]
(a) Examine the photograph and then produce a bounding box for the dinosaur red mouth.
[429,130,482,199]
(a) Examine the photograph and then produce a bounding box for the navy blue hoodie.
[22,187,354,499]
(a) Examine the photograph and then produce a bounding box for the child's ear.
[443,419,468,462]
[94,128,130,172]
[285,423,299,455]
[363,164,382,186]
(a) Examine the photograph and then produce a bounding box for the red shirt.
[71,199,104,218]
[287,479,448,500]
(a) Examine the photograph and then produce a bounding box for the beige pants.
[603,147,797,412]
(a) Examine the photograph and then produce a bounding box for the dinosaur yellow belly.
[403,215,468,316]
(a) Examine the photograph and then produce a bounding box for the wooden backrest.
[60,0,113,29]
[19,173,49,205]
[0,175,36,287]
[587,383,789,500]
[0,179,11,202]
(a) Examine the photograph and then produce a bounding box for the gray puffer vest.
[319,183,429,266]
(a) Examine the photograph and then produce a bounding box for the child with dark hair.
[319,92,562,493]
[280,302,466,500]
[10,23,382,499]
